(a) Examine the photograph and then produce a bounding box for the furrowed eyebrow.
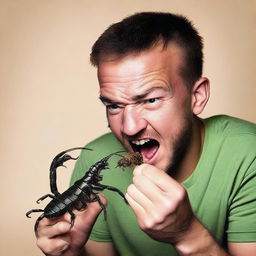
[99,95,111,103]
[99,96,121,105]
[99,87,169,104]
[131,87,168,101]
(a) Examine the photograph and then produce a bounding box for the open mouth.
[130,139,159,162]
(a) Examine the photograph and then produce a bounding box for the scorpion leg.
[80,190,107,220]
[67,208,76,229]
[92,193,107,220]
[26,209,44,218]
[34,213,45,235]
[36,194,55,204]
[92,184,128,204]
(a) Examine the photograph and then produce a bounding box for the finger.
[125,193,162,231]
[126,183,154,213]
[136,164,180,193]
[125,192,146,219]
[38,194,107,237]
[132,174,167,207]
[38,219,71,238]
[37,235,70,255]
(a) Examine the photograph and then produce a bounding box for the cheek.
[145,102,190,138]
[108,115,122,136]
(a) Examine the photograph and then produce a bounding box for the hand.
[36,194,107,256]
[125,164,194,244]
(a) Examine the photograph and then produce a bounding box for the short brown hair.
[90,12,203,88]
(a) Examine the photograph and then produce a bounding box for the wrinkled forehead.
[97,43,185,84]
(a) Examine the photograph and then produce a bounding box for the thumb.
[87,194,108,218]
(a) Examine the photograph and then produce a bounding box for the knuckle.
[56,221,69,233]
[176,187,186,201]
[37,237,52,254]
[153,213,165,225]
[143,218,157,231]
[140,214,162,231]
[37,236,69,255]
[165,198,177,211]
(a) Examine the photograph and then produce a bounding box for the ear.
[191,77,210,115]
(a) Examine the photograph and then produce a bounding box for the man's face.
[98,44,194,172]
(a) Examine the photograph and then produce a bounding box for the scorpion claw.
[36,198,43,204]
[26,212,31,218]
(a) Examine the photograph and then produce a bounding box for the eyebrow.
[99,87,168,104]
[99,96,118,104]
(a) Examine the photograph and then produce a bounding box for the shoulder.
[203,115,256,149]
[201,115,256,176]
[203,115,256,136]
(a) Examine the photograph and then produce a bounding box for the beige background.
[0,0,255,255]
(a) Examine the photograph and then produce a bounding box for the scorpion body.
[26,150,127,234]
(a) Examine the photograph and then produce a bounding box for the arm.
[174,220,256,255]
[126,164,256,256]
[228,243,256,256]
[84,240,118,256]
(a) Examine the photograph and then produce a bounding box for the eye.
[106,104,122,114]
[143,97,162,110]
[107,104,119,110]
[146,98,159,104]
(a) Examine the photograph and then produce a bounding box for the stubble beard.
[166,117,193,177]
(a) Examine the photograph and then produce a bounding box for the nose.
[121,105,147,136]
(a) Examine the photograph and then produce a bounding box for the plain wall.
[0,0,255,255]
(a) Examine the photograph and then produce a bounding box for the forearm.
[174,218,229,256]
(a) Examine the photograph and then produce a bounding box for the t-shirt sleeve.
[227,159,256,242]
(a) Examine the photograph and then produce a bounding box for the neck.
[172,117,204,183]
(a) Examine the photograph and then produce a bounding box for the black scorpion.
[26,148,127,234]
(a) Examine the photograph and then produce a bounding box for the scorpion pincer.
[49,147,93,196]
[26,149,127,234]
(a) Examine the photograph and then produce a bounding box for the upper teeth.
[131,139,150,145]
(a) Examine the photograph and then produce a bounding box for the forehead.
[97,43,185,86]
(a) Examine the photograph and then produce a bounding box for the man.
[36,12,256,255]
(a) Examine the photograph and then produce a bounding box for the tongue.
[140,144,158,161]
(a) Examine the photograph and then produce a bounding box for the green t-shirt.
[70,115,256,255]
